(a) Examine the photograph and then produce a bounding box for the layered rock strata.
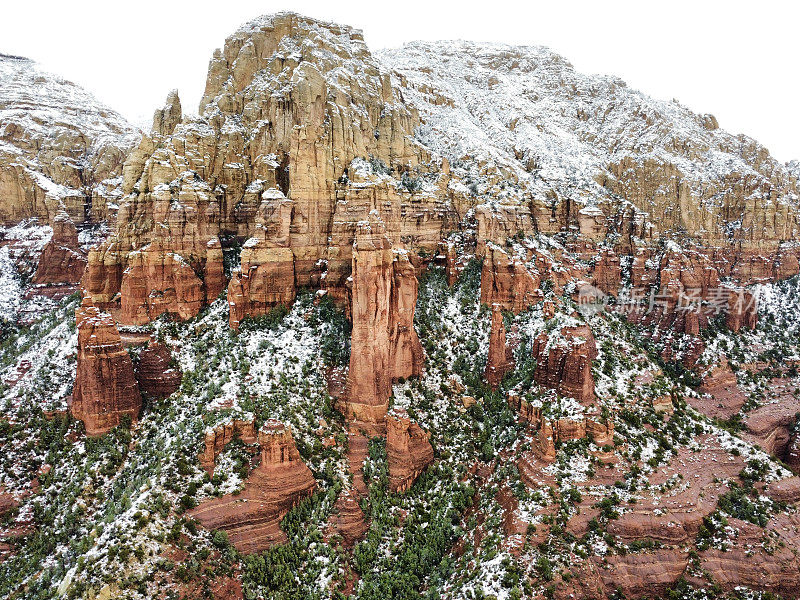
[328,431,370,545]
[0,54,137,225]
[386,411,434,492]
[31,211,87,289]
[134,341,182,401]
[190,420,316,553]
[84,13,456,325]
[71,301,142,436]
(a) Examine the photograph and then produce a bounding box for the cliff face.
[0,54,138,226]
[345,217,424,424]
[380,41,800,253]
[386,411,434,492]
[134,341,182,401]
[84,13,456,325]
[485,303,514,389]
[190,421,316,554]
[531,324,598,405]
[71,301,142,436]
[31,210,87,289]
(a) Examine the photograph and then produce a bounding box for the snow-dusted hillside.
[0,54,139,224]
[380,42,798,230]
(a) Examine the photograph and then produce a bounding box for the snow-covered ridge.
[0,53,140,224]
[379,40,798,209]
[0,54,138,158]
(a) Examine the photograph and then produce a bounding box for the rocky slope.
[1,10,800,600]
[0,54,138,225]
[380,41,799,252]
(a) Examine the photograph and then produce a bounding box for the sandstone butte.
[198,416,258,475]
[82,13,458,328]
[71,300,142,436]
[190,420,316,554]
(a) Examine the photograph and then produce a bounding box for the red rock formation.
[744,382,800,458]
[135,341,181,400]
[84,14,452,326]
[441,240,459,286]
[71,301,142,436]
[32,211,87,288]
[519,410,613,463]
[389,251,425,381]
[386,411,434,492]
[767,476,800,503]
[227,189,296,328]
[345,217,424,424]
[726,286,758,332]
[118,241,207,325]
[690,358,747,420]
[624,249,759,337]
[199,417,258,474]
[204,237,226,301]
[190,420,316,554]
[695,515,800,597]
[531,324,597,404]
[328,431,369,545]
[480,244,541,313]
[533,419,557,461]
[591,249,621,296]
[485,304,514,389]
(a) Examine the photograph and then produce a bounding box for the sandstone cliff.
[381,41,800,252]
[345,216,424,424]
[71,301,142,436]
[31,210,87,290]
[485,303,514,389]
[134,341,182,401]
[386,411,434,492]
[531,324,598,405]
[84,13,456,325]
[190,420,316,554]
[0,54,137,225]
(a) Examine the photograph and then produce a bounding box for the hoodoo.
[190,421,316,554]
[345,215,424,424]
[71,301,142,435]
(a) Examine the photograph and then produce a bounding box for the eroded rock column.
[71,301,142,436]
[345,216,424,424]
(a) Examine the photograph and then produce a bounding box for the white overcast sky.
[3,0,798,162]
